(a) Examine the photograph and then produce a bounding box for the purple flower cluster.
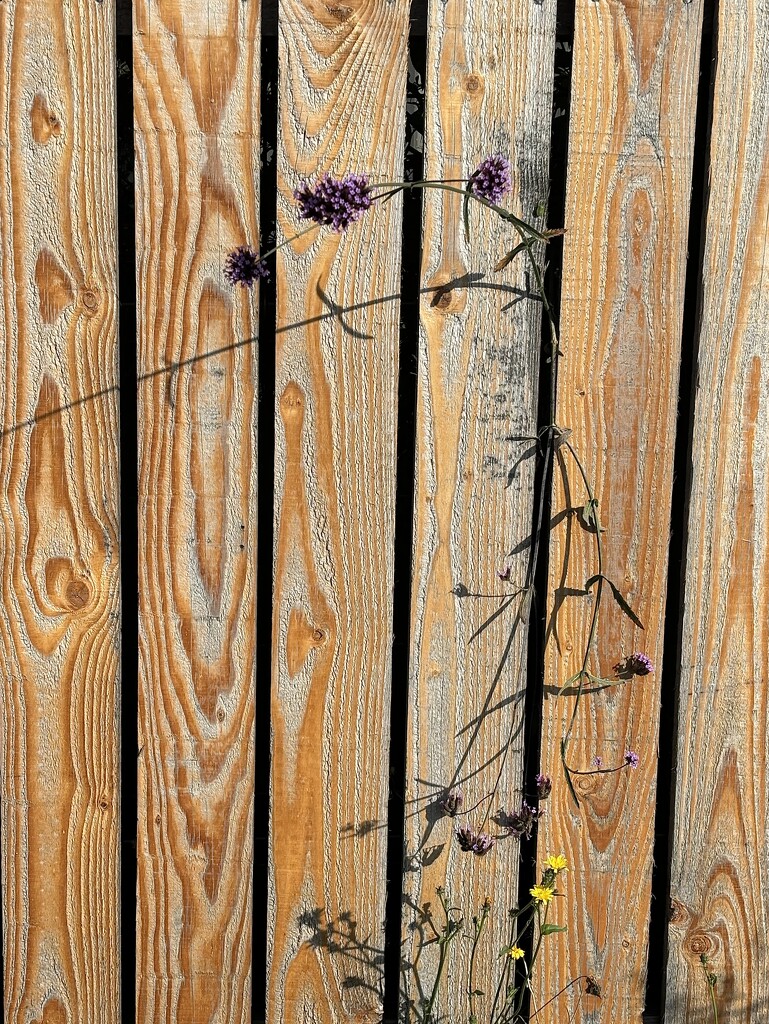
[624,750,640,769]
[535,773,552,800]
[500,802,544,840]
[455,826,495,856]
[294,174,373,231]
[614,652,654,678]
[224,246,270,287]
[468,155,512,204]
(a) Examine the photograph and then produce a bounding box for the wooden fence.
[0,0,766,1022]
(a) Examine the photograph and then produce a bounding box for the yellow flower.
[529,884,555,904]
[545,854,568,873]
[507,946,525,960]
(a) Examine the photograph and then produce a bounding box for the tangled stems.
[423,888,463,1024]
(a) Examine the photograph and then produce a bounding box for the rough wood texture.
[665,8,769,1020]
[267,1,409,1020]
[134,1,260,1020]
[0,2,120,1021]
[536,0,703,1017]
[401,1,556,1018]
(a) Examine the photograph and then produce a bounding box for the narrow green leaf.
[463,189,471,245]
[557,670,585,697]
[540,923,568,935]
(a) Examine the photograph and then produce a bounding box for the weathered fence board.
[134,1,260,1020]
[665,4,769,1019]
[0,1,121,1021]
[267,1,409,1021]
[401,0,556,1017]
[536,0,704,1018]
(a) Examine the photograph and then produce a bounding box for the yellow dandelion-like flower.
[507,946,525,960]
[529,885,555,904]
[545,854,567,873]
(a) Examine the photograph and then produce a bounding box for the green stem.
[423,890,461,1024]
[529,977,589,1019]
[467,903,490,1023]
[559,438,605,793]
[709,983,719,1024]
[369,180,550,239]
[247,222,319,264]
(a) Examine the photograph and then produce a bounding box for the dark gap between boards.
[116,6,138,1024]
[643,1,719,1017]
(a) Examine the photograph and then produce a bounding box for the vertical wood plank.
[537,0,703,1017]
[0,2,120,1021]
[134,1,260,1020]
[666,7,769,1019]
[401,2,556,1019]
[267,1,409,1020]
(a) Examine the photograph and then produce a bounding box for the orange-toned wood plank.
[134,1,260,1020]
[0,2,121,1021]
[665,7,769,1018]
[267,0,409,1020]
[537,0,703,1018]
[401,2,557,1019]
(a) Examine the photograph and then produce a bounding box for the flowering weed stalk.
[228,157,648,818]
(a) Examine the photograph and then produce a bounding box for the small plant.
[700,953,719,1024]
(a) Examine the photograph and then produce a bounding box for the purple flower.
[455,826,495,856]
[592,756,603,769]
[468,155,512,204]
[624,750,640,769]
[535,773,552,800]
[293,173,373,231]
[614,652,654,678]
[500,802,544,840]
[497,564,512,582]
[440,788,463,817]
[224,246,270,287]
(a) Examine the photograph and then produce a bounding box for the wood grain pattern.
[0,2,121,1021]
[134,1,260,1020]
[401,1,556,1018]
[267,1,409,1020]
[536,0,703,1018]
[665,8,769,1019]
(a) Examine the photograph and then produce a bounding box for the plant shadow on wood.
[0,274,537,443]
[296,900,461,1024]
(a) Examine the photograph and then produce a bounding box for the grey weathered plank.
[401,0,557,1019]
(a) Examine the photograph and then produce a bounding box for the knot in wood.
[312,627,325,643]
[216,707,226,722]
[66,579,90,610]
[464,74,483,95]
[575,774,596,796]
[80,287,101,314]
[687,932,714,957]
